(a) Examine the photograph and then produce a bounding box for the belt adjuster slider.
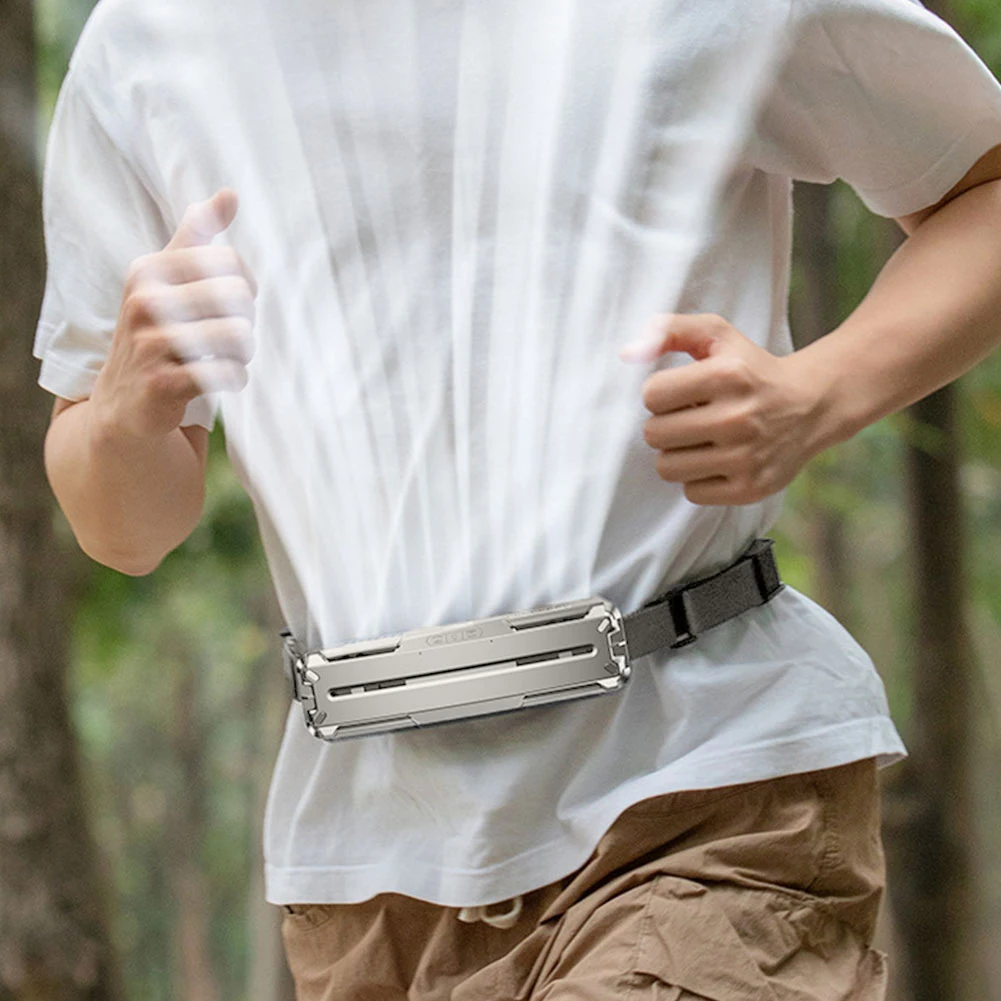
[282,630,311,704]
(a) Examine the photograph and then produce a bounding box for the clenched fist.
[89,187,258,439]
[619,313,827,506]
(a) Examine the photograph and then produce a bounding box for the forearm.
[44,399,206,575]
[792,178,1001,451]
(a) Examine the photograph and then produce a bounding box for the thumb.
[618,313,731,363]
[166,187,239,251]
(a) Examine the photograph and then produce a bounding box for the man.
[34,0,1001,997]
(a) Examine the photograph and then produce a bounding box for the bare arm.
[42,188,256,575]
[625,145,1001,506]
[799,144,1001,450]
[44,397,209,576]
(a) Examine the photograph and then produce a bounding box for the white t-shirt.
[34,0,1001,907]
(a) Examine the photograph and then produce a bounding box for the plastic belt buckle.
[665,588,699,649]
[747,537,784,599]
[281,629,312,709]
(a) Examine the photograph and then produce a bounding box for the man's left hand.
[619,313,826,506]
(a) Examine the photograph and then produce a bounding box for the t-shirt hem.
[857,115,1001,219]
[36,348,219,431]
[37,350,99,402]
[263,715,906,907]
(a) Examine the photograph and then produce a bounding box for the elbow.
[110,558,163,578]
[78,538,166,577]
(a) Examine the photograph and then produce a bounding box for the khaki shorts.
[281,757,887,1000]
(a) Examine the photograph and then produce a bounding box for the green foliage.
[954,0,1001,72]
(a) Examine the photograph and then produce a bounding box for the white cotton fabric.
[32,0,1001,907]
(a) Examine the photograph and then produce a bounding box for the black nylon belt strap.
[621,537,784,661]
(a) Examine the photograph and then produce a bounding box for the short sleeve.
[33,64,219,430]
[746,0,1001,218]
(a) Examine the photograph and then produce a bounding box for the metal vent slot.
[515,644,593,666]
[321,640,400,664]
[509,608,591,630]
[409,642,596,682]
[329,678,407,698]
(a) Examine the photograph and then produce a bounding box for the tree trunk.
[167,634,220,1001]
[791,182,839,350]
[791,182,857,628]
[244,590,296,1001]
[0,2,124,998]
[874,2,981,998]
[883,386,980,1001]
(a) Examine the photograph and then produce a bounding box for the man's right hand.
[89,187,258,440]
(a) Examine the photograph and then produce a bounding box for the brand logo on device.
[427,626,483,647]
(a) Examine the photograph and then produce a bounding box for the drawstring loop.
[456,894,524,929]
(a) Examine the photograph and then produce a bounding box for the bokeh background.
[1,0,1000,999]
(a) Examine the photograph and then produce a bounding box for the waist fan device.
[281,537,784,741]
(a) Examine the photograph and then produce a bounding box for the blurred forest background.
[2,0,1001,998]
